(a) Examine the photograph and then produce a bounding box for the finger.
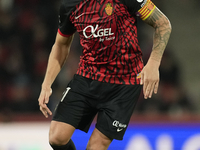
[144,82,153,99]
[38,95,45,106]
[40,105,52,118]
[143,79,148,99]
[40,106,48,118]
[43,105,52,115]
[154,81,159,94]
[140,72,147,98]
[148,83,154,98]
[46,106,52,116]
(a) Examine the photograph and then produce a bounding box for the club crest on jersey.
[105,3,113,15]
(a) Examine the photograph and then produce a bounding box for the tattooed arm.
[140,7,172,99]
[144,7,172,63]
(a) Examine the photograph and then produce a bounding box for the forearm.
[38,34,73,118]
[145,8,172,66]
[42,44,69,89]
[150,21,171,64]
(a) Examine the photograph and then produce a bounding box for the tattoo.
[144,8,172,62]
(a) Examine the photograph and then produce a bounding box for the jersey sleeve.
[122,0,156,20]
[58,2,76,37]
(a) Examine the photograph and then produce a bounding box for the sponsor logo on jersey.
[83,24,114,39]
[113,120,127,132]
[105,3,113,15]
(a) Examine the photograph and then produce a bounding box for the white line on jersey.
[75,13,85,19]
[61,87,71,102]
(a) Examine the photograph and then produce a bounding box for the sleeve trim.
[137,0,156,20]
[58,29,73,37]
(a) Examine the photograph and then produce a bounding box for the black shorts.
[52,74,142,140]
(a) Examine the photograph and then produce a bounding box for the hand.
[140,61,160,99]
[38,87,53,118]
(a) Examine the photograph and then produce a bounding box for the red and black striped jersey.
[58,0,153,85]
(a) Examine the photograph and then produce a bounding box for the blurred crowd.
[0,0,197,121]
[0,0,62,114]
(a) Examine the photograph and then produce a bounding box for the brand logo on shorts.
[112,120,127,132]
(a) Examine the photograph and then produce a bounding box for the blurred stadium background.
[0,0,200,149]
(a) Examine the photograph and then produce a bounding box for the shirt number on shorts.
[60,87,71,102]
